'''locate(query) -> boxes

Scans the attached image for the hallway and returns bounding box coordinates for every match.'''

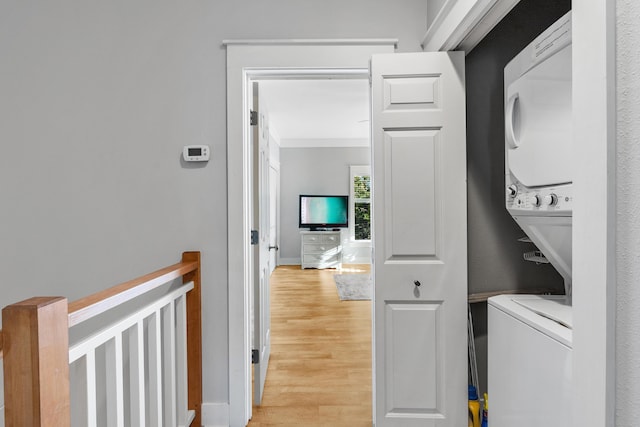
[248,265,372,426]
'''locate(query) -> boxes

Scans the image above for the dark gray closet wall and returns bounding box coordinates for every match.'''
[465,0,572,395]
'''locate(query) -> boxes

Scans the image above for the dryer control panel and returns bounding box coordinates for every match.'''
[506,181,572,216]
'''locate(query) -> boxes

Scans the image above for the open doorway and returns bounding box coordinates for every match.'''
[248,75,372,411]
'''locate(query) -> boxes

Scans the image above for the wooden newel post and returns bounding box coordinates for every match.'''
[183,251,202,427]
[2,297,70,427]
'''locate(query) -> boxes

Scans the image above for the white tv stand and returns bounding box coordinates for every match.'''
[300,230,342,269]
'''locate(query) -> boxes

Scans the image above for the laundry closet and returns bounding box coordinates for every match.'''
[464,0,572,423]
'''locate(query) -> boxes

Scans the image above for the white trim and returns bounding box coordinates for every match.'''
[201,402,230,427]
[572,2,616,427]
[422,0,520,54]
[457,0,520,53]
[422,0,497,51]
[226,43,393,427]
[222,38,398,47]
[236,69,367,80]
[278,257,300,266]
[279,138,370,148]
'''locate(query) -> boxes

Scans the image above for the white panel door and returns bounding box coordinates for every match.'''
[252,86,272,406]
[371,52,467,427]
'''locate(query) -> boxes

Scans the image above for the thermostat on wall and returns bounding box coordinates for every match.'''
[183,145,210,162]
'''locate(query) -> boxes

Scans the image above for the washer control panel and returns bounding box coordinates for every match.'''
[506,182,572,214]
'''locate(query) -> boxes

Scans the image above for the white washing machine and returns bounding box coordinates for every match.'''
[489,11,573,427]
[488,295,572,427]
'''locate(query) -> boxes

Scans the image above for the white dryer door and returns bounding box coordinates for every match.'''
[506,44,572,187]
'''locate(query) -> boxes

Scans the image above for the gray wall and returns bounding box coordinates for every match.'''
[616,0,640,424]
[464,0,571,396]
[0,0,427,413]
[427,0,449,28]
[279,146,370,263]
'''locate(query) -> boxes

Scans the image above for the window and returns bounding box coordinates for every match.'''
[350,165,371,242]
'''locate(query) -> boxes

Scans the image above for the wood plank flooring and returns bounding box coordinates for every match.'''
[248,265,372,427]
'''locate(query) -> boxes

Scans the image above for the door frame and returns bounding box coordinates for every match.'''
[225,41,396,427]
[571,3,616,427]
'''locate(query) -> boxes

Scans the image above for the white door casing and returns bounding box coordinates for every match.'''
[371,52,467,426]
[226,42,395,427]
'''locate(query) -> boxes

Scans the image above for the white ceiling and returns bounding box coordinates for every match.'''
[258,79,370,148]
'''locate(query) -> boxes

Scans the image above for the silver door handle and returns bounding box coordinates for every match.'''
[269,245,279,251]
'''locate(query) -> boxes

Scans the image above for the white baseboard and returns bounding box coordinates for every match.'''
[279,257,300,265]
[201,402,230,427]
[344,256,372,265]
[279,257,371,267]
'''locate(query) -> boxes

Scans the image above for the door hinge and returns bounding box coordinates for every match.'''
[251,230,259,245]
[252,349,259,364]
[250,110,258,126]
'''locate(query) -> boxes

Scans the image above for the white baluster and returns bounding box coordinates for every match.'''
[105,335,124,427]
[148,310,163,426]
[129,320,146,426]
[176,293,189,425]
[163,301,177,426]
[85,351,97,427]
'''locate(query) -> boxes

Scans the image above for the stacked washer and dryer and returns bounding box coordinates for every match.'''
[488,12,573,427]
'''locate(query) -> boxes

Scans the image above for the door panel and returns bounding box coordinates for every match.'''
[372,52,467,427]
[384,130,439,258]
[383,76,440,110]
[385,302,442,414]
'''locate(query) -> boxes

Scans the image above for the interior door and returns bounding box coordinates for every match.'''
[252,85,272,406]
[371,52,467,426]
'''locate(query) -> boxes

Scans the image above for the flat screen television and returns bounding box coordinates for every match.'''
[299,195,348,230]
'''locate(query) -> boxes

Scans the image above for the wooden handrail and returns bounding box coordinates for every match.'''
[68,259,198,327]
[1,259,198,359]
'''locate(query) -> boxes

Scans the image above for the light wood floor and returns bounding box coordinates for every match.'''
[248,264,372,427]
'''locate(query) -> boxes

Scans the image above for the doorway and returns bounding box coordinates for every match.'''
[225,42,395,426]
[248,72,371,407]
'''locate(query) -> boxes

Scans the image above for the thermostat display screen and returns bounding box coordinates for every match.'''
[183,145,210,162]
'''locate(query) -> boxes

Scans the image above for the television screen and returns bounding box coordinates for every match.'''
[299,195,348,229]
